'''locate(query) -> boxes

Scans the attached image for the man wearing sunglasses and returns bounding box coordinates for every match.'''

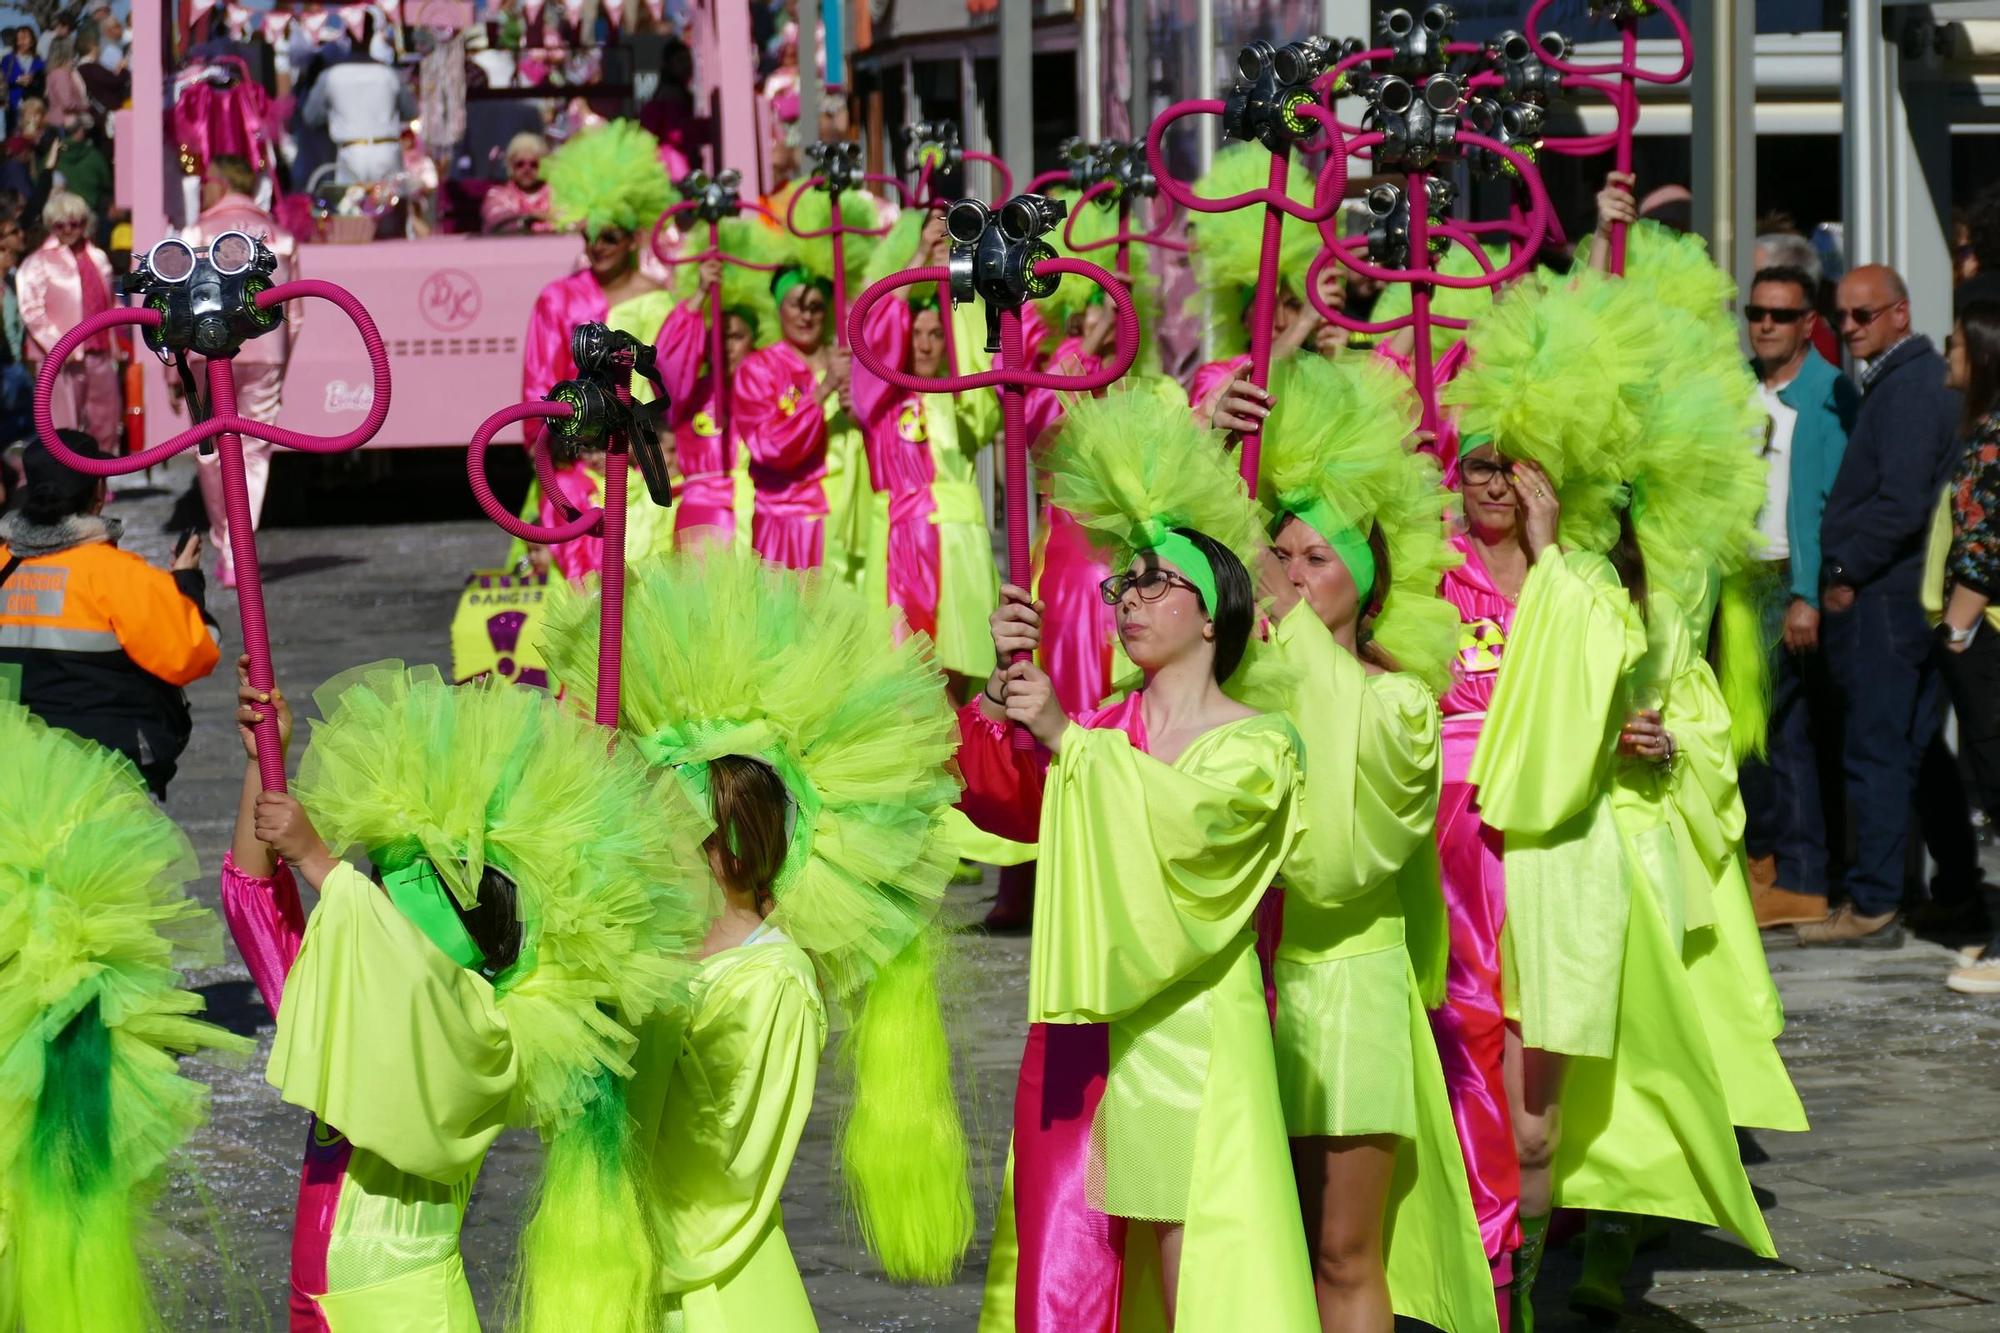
[1739,266,1859,930]
[1808,264,1972,947]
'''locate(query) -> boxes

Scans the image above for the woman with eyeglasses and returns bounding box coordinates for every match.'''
[1931,300,2000,994]
[516,121,677,581]
[1437,271,1778,1325]
[479,131,552,235]
[1256,353,1496,1333]
[730,187,878,575]
[958,386,1316,1332]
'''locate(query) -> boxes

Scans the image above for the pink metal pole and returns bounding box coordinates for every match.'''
[1407,170,1439,438]
[597,389,632,730]
[849,258,1138,749]
[30,282,392,787]
[1145,97,1346,486]
[707,218,734,443]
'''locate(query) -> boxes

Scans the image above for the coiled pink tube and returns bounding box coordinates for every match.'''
[784,174,905,346]
[651,208,784,448]
[849,257,1138,748]
[963,151,1015,201]
[31,280,391,787]
[1061,180,1190,257]
[1525,0,1694,273]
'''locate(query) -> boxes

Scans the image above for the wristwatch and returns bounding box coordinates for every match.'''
[1946,621,1979,647]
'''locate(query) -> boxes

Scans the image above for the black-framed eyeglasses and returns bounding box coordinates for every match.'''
[1099,567,1202,606]
[1744,305,1808,325]
[1459,456,1513,485]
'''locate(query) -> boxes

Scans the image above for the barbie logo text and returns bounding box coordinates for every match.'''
[324,380,376,413]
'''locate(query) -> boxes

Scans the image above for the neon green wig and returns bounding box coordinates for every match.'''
[538,549,973,1283]
[786,185,886,293]
[544,120,676,239]
[1042,379,1270,582]
[0,703,252,1332]
[1259,354,1464,693]
[1442,268,1661,553]
[1368,239,1505,361]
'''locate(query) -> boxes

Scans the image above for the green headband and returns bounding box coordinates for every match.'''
[1282,499,1378,606]
[772,268,832,308]
[382,860,486,971]
[1135,521,1219,613]
[1459,430,1496,453]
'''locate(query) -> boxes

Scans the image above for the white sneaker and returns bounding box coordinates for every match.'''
[1946,953,2000,995]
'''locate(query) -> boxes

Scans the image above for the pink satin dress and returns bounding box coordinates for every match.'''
[654,301,744,545]
[956,695,1154,1333]
[520,268,609,451]
[217,852,350,1333]
[1022,337,1119,716]
[1431,534,1522,1277]
[733,341,831,570]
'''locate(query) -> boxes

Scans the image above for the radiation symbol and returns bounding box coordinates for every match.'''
[777,384,802,417]
[896,402,928,443]
[1458,618,1506,674]
[693,408,720,438]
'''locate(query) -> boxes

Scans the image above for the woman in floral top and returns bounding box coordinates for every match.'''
[1937,299,2000,994]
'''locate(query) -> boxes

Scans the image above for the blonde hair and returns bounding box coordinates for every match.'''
[41,190,92,230]
[506,132,550,164]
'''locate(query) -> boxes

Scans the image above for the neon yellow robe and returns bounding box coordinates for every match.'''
[982,709,1319,1332]
[1654,598,1809,1134]
[628,926,827,1332]
[266,861,516,1332]
[1468,554,1775,1256]
[1267,603,1498,1333]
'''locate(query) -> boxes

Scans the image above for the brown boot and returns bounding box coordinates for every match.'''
[1747,854,1777,894]
[1796,903,1904,949]
[1754,884,1828,928]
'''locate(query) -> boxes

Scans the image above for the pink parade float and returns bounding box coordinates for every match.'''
[1146,43,1348,485]
[848,192,1140,748]
[465,324,672,729]
[31,235,392,790]
[649,168,786,451]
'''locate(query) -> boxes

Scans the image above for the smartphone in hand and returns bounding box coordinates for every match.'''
[172,527,203,571]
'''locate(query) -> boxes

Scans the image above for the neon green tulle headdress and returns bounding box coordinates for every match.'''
[1042,380,1270,611]
[1260,355,1463,693]
[296,664,715,1130]
[543,120,676,240]
[669,215,784,347]
[538,550,974,1283]
[0,703,252,1331]
[1579,219,1738,340]
[1442,268,1662,552]
[1189,143,1323,356]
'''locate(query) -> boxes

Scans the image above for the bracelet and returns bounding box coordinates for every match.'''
[983,679,1007,709]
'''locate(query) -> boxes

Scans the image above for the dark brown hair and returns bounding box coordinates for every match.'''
[1609,503,1649,622]
[706,755,790,910]
[1957,300,2000,439]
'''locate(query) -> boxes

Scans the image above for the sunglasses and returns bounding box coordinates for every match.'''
[1836,301,1903,329]
[589,227,632,247]
[1744,305,1808,325]
[1099,567,1202,606]
[507,157,540,169]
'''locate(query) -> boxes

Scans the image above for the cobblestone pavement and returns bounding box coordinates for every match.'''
[102,456,2000,1330]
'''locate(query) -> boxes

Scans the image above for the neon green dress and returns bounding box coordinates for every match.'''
[1468,552,1774,1255]
[987,711,1320,1333]
[266,860,512,1331]
[1654,598,1809,1134]
[627,926,826,1332]
[1267,603,1498,1333]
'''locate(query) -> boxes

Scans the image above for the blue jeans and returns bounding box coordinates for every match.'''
[1823,586,1950,916]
